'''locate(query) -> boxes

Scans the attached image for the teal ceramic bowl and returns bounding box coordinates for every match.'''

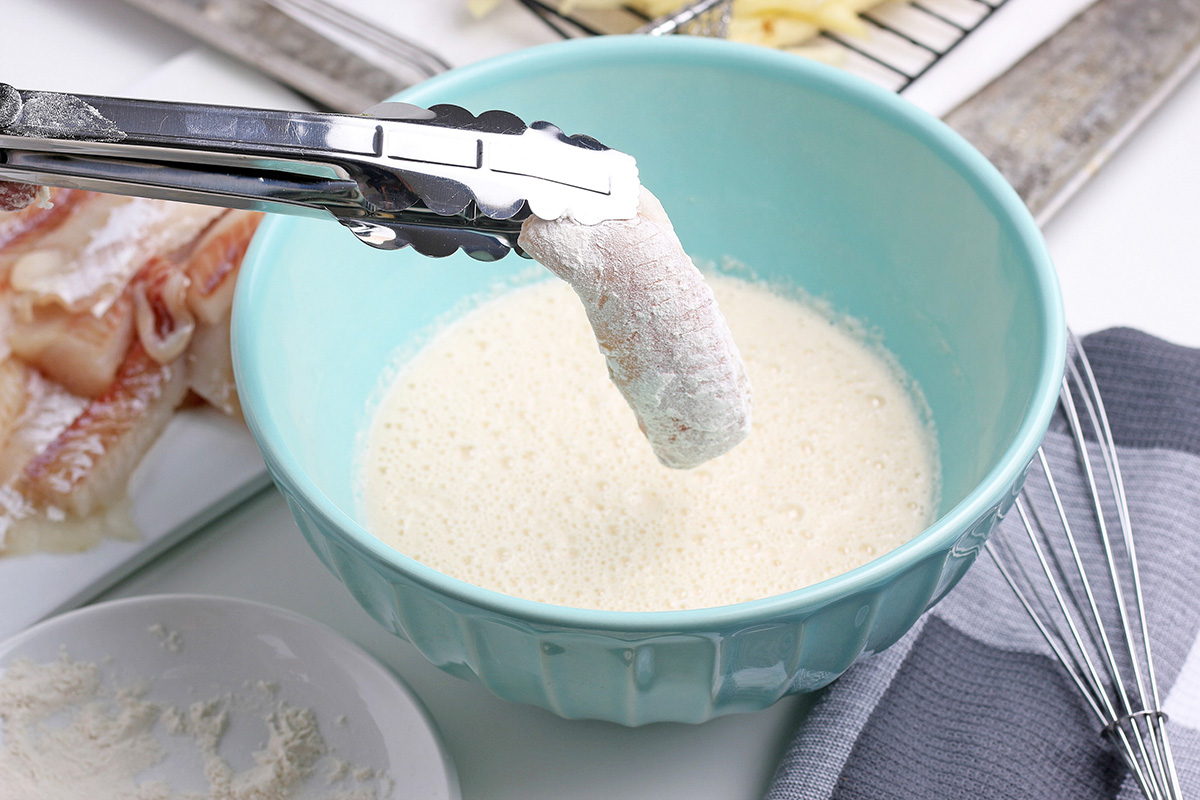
[233,35,1065,725]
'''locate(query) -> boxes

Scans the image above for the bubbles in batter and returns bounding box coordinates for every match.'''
[358,275,938,612]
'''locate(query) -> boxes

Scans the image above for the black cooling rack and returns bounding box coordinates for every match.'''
[514,0,1012,94]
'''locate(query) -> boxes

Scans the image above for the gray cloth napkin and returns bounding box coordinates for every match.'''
[767,328,1200,799]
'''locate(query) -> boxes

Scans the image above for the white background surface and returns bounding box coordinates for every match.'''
[4,0,1200,798]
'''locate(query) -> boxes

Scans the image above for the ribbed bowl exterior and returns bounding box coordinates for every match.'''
[269,456,1025,725]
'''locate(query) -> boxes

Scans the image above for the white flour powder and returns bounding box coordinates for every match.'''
[0,650,385,799]
[148,624,183,654]
[0,653,164,800]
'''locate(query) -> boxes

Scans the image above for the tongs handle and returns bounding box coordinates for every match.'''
[0,85,640,260]
[0,85,391,213]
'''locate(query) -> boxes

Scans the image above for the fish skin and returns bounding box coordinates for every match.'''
[184,210,262,326]
[133,255,195,365]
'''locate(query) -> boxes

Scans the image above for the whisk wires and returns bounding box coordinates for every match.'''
[984,331,1182,800]
[634,0,733,38]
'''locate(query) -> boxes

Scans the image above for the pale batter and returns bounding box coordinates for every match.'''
[359,275,938,612]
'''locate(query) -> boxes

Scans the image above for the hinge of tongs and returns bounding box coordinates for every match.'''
[0,84,641,261]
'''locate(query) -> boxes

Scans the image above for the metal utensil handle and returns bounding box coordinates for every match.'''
[0,85,392,177]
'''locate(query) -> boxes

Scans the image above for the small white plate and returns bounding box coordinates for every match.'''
[0,594,460,800]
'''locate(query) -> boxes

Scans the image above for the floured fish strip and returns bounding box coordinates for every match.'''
[8,195,223,316]
[177,210,263,419]
[24,343,189,517]
[182,209,260,325]
[0,191,261,554]
[10,286,135,397]
[519,187,752,469]
[0,369,88,489]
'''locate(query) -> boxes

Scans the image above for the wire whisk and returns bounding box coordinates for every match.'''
[635,0,732,37]
[512,0,731,38]
[985,331,1182,800]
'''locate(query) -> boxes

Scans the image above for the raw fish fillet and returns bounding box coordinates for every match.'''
[23,343,188,518]
[0,194,262,538]
[0,358,27,450]
[133,255,195,365]
[183,210,262,325]
[10,290,136,399]
[186,306,240,419]
[9,197,222,316]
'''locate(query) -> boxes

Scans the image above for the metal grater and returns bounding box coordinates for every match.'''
[116,0,449,113]
[945,0,1200,222]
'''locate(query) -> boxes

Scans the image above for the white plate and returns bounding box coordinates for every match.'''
[0,594,460,800]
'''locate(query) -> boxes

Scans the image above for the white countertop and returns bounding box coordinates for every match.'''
[4,1,1199,798]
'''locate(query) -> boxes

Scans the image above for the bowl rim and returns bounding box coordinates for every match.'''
[234,34,1066,633]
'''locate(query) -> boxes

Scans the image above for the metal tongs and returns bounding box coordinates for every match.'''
[0,84,641,261]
